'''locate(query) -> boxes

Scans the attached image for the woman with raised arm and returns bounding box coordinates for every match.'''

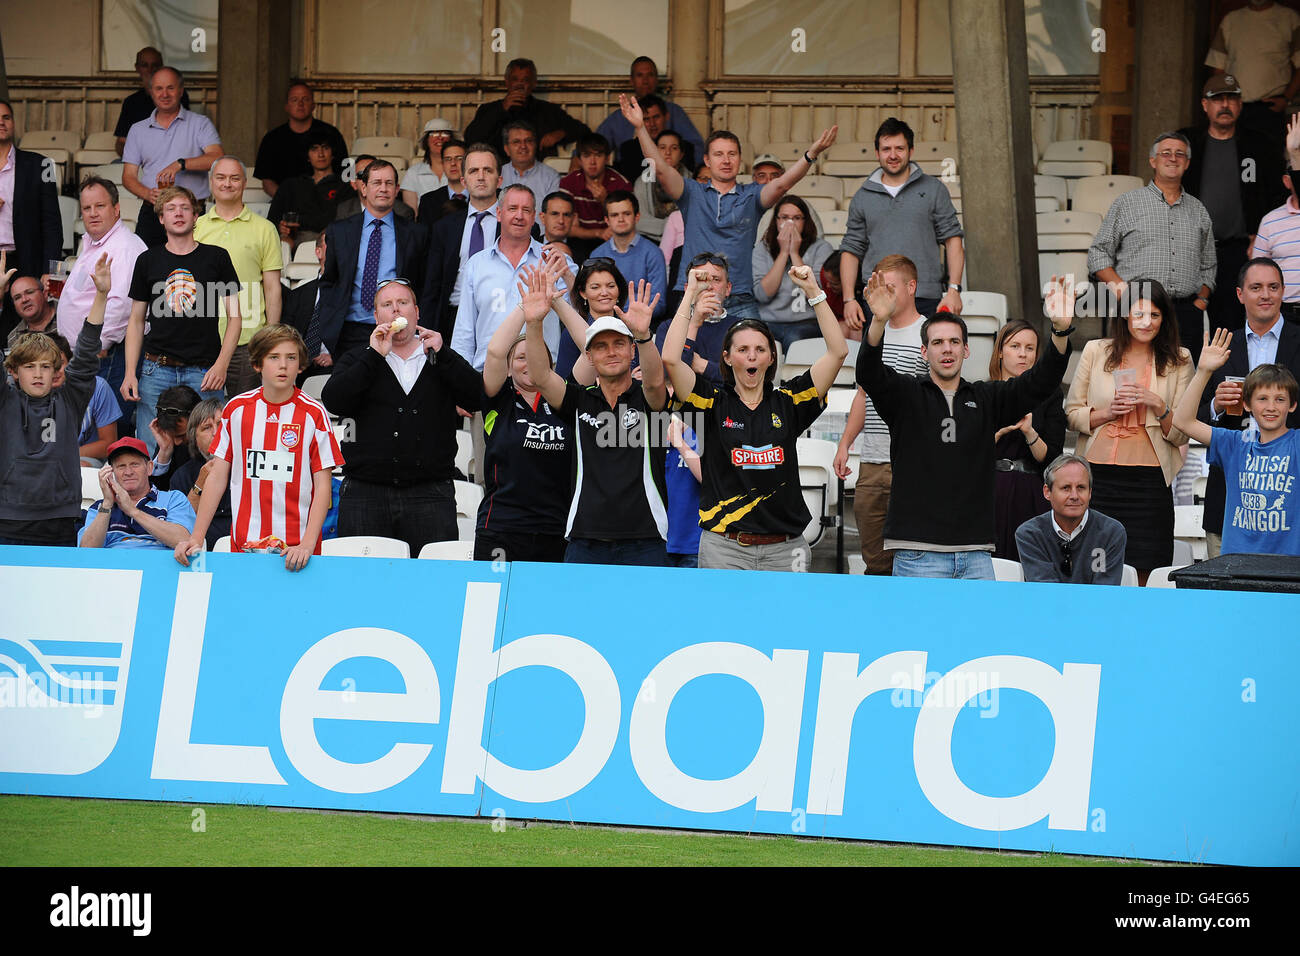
[988,319,1067,560]
[1066,279,1192,582]
[525,272,672,567]
[473,263,580,563]
[663,263,847,571]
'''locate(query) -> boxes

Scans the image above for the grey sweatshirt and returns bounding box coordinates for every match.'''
[839,162,963,301]
[0,322,101,523]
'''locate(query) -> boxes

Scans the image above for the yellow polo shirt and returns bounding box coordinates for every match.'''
[194,205,283,346]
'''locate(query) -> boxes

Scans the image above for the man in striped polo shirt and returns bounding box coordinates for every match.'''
[1251,113,1300,323]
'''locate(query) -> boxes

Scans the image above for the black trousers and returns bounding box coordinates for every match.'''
[135,208,166,248]
[1173,295,1208,365]
[337,477,458,558]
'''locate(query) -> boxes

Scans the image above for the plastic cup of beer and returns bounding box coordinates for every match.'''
[1224,375,1245,416]
[47,259,69,299]
[282,211,300,244]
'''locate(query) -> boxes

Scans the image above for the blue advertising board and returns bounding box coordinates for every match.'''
[2,546,1296,865]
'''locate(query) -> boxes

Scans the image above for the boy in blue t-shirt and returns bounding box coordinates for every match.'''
[1174,328,1300,556]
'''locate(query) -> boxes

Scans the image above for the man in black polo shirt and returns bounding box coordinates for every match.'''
[525,280,669,565]
[253,81,349,198]
[856,272,1074,579]
[321,277,481,557]
[122,185,242,455]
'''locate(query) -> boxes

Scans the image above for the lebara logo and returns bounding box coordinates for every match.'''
[0,566,142,774]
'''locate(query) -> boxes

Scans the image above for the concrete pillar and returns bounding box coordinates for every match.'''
[669,0,710,138]
[1131,0,1197,177]
[217,0,292,167]
[949,0,1041,325]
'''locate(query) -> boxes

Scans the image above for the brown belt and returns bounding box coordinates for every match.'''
[723,529,797,547]
[145,352,190,368]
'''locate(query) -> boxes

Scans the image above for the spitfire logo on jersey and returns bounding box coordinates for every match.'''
[732,444,784,469]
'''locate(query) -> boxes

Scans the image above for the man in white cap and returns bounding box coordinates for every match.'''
[401,118,458,211]
[523,273,671,566]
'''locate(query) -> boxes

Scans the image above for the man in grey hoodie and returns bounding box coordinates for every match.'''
[840,118,965,330]
[0,254,111,546]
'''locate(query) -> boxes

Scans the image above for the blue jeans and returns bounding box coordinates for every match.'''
[565,537,669,567]
[667,552,698,568]
[725,292,759,321]
[892,548,994,580]
[768,318,823,353]
[137,360,224,455]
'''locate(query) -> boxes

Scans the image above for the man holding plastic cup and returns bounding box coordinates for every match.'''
[1197,256,1300,555]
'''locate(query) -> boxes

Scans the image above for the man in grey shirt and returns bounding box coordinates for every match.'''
[1016,454,1127,585]
[840,117,964,331]
[1180,74,1287,336]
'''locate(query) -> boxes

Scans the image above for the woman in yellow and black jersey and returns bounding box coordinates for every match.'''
[662,258,848,571]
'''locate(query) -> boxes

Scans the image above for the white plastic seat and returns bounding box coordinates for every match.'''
[58,196,77,253]
[820,209,848,234]
[793,175,842,203]
[821,142,878,177]
[1036,139,1112,178]
[213,536,232,553]
[454,480,483,540]
[781,338,858,387]
[544,156,571,173]
[1120,564,1139,587]
[1146,565,1187,588]
[91,163,126,184]
[1174,503,1208,561]
[321,536,410,558]
[74,131,119,170]
[351,136,416,162]
[418,540,475,561]
[300,374,331,407]
[20,129,79,163]
[797,437,838,546]
[293,242,319,263]
[1038,252,1090,292]
[959,290,1007,336]
[246,201,270,218]
[80,467,103,511]
[1034,174,1068,212]
[455,430,473,480]
[1070,175,1144,217]
[805,195,840,214]
[913,141,959,178]
[762,142,818,172]
[1036,210,1103,252]
[992,557,1024,582]
[283,263,319,287]
[242,187,272,205]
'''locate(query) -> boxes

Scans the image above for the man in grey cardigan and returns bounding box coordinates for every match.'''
[840,117,964,328]
[1016,454,1128,585]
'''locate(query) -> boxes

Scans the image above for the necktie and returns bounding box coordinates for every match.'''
[468,211,488,260]
[360,217,384,313]
[304,287,323,359]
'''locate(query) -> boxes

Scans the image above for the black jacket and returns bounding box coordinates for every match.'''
[425,203,471,339]
[417,187,467,225]
[463,96,589,159]
[856,336,1070,547]
[1180,124,1287,236]
[283,277,319,341]
[317,212,432,354]
[7,147,63,279]
[320,342,482,485]
[1196,318,1300,534]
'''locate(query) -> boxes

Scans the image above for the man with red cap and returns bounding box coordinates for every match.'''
[77,436,196,550]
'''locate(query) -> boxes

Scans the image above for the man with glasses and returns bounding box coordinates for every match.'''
[654,252,734,386]
[1089,130,1218,362]
[500,120,560,204]
[322,275,481,556]
[416,140,469,224]
[316,158,431,361]
[1015,454,1127,585]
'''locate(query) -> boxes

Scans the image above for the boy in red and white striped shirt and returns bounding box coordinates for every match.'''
[175,325,342,571]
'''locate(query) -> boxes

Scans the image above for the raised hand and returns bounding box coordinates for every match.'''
[808,125,840,162]
[149,417,175,458]
[619,93,644,130]
[97,464,115,506]
[518,264,556,324]
[1199,328,1233,373]
[416,327,442,354]
[1287,113,1300,155]
[863,271,898,322]
[0,250,14,297]
[787,264,820,298]
[685,267,709,302]
[1043,274,1076,325]
[91,253,113,294]
[369,322,394,357]
[613,279,660,338]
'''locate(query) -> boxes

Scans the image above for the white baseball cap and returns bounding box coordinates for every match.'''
[585,316,634,349]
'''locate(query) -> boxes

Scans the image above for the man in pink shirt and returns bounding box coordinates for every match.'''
[56,175,148,435]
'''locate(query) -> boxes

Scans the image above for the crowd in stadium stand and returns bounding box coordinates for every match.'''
[2,36,1300,580]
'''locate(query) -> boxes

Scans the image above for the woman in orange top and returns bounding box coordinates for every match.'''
[1065,280,1192,581]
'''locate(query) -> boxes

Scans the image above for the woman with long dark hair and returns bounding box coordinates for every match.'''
[1066,279,1192,581]
[753,194,834,352]
[661,262,846,571]
[988,319,1066,559]
[553,256,630,378]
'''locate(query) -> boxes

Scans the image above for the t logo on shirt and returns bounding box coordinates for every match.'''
[246,449,296,481]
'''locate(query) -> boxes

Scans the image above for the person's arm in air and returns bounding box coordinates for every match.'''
[759,126,838,209]
[1173,329,1230,448]
[619,95,684,201]
[789,265,848,398]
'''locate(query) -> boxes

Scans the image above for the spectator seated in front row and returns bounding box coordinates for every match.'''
[78,437,196,550]
[1015,454,1127,585]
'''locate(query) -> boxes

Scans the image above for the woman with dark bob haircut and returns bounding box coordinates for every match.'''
[1066,277,1192,582]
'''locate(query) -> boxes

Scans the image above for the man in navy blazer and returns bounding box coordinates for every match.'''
[0,99,63,338]
[313,159,431,359]
[1197,257,1300,554]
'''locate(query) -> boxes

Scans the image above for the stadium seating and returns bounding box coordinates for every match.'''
[820,142,877,177]
[351,136,416,168]
[300,374,331,408]
[246,201,271,218]
[80,467,102,512]
[1036,139,1111,178]
[321,536,411,558]
[58,196,77,253]
[1070,175,1144,218]
[19,129,79,170]
[1174,504,1208,561]
[794,175,843,203]
[74,132,118,173]
[455,480,482,540]
[1034,175,1068,212]
[213,536,232,552]
[1036,210,1102,252]
[1038,251,1090,291]
[959,290,1007,336]
[242,186,272,205]
[912,141,959,178]
[781,337,858,387]
[797,437,838,547]
[417,540,475,561]
[455,430,473,481]
[91,163,125,185]
[1120,564,1139,587]
[1146,565,1187,588]
[991,557,1024,582]
[762,141,817,172]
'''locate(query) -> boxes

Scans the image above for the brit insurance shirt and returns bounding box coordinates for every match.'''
[678,370,826,537]
[478,380,574,537]
[559,380,668,541]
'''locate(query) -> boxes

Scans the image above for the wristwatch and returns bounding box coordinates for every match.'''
[177,157,187,171]
[948,283,962,293]
[1051,325,1075,337]
[634,334,653,344]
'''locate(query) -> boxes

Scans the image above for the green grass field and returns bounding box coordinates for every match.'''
[0,796,1149,866]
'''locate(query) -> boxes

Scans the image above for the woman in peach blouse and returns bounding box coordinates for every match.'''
[1065,280,1192,581]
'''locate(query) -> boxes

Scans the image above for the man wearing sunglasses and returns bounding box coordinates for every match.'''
[1015,454,1127,585]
